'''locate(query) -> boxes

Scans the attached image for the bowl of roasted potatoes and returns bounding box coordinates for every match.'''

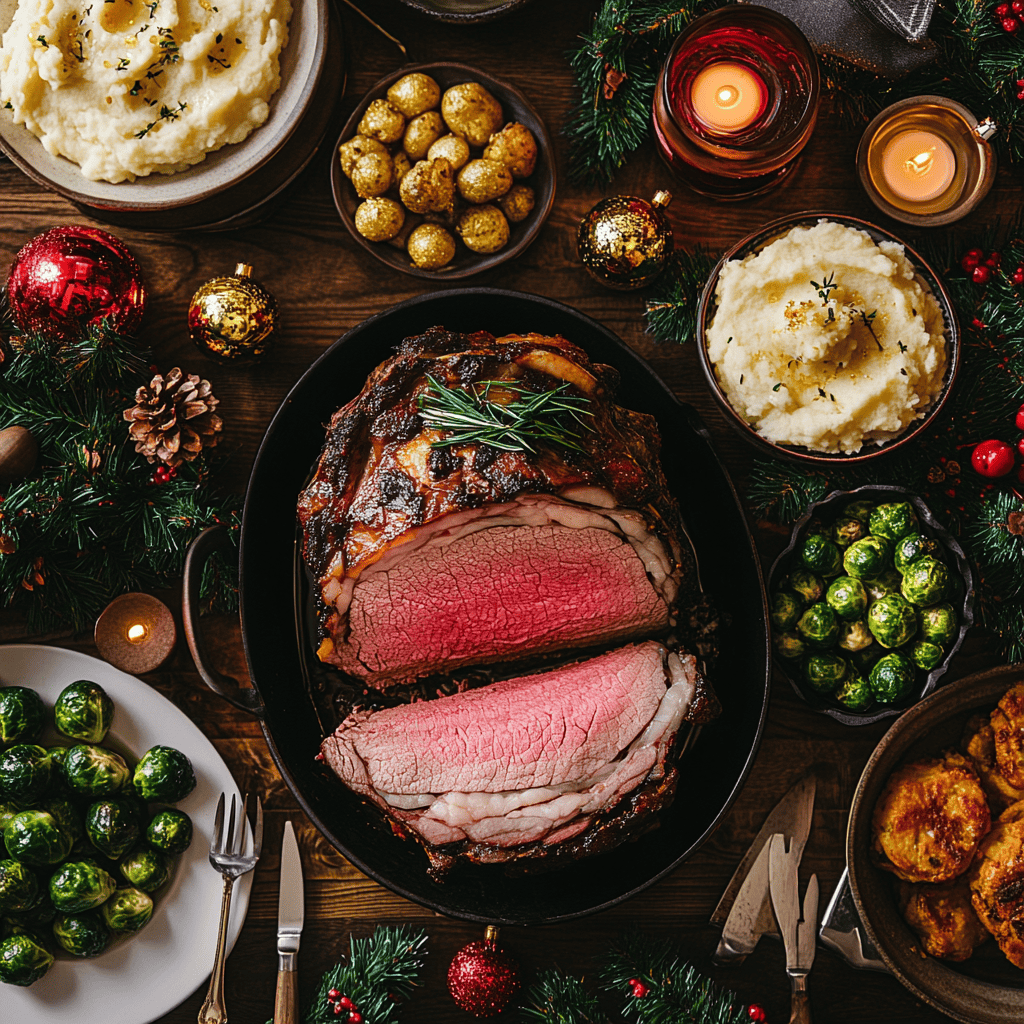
[330,62,555,279]
[848,664,1024,1023]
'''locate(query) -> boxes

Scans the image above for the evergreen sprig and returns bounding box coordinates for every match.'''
[0,319,239,634]
[644,248,716,347]
[520,969,606,1023]
[299,926,428,1024]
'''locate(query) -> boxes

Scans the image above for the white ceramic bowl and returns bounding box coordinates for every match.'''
[0,0,326,211]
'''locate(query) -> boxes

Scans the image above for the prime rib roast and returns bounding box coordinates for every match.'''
[298,327,719,875]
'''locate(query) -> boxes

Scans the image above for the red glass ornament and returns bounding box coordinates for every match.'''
[972,264,992,285]
[447,928,521,1017]
[748,1005,768,1023]
[1015,403,1024,431]
[6,227,146,345]
[1003,15,1020,31]
[972,439,1015,478]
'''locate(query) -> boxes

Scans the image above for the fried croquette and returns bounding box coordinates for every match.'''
[969,799,1024,968]
[961,712,1024,811]
[872,751,991,883]
[991,683,1024,790]
[897,876,990,961]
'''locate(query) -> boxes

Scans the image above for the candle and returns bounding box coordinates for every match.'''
[690,62,766,132]
[881,130,956,202]
[95,592,176,674]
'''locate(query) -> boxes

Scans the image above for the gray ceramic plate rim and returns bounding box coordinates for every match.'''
[768,483,974,726]
[394,0,532,23]
[0,0,326,210]
[695,211,961,465]
[330,60,555,280]
[847,664,1024,1023]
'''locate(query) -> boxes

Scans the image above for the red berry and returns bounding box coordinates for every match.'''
[348,1014,363,1024]
[337,997,354,1010]
[1018,90,1024,100]
[628,977,650,998]
[972,439,1016,478]
[332,1006,343,1017]
[986,251,1002,268]
[972,264,992,284]
[1004,15,1020,31]
[327,990,340,1001]
[1012,268,1024,284]
[1014,1,1023,14]
[996,2,1010,14]
[1016,403,1024,431]
[1017,436,1024,458]
[748,1006,768,1024]
[961,249,982,271]
[1017,464,1024,485]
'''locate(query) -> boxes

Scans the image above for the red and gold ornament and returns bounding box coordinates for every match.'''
[6,227,146,345]
[971,439,1016,478]
[447,926,521,1017]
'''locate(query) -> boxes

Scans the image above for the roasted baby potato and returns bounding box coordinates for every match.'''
[483,122,537,178]
[357,98,405,145]
[441,82,503,148]
[351,152,393,198]
[456,205,509,254]
[354,198,405,242]
[969,799,1024,967]
[897,877,989,961]
[457,159,512,204]
[496,184,535,223]
[407,224,456,269]
[399,157,454,215]
[338,135,387,178]
[392,151,412,185]
[403,111,446,161]
[387,72,441,118]
[427,133,471,172]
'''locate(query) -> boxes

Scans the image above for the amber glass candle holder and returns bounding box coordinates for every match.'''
[857,96,996,227]
[652,5,819,200]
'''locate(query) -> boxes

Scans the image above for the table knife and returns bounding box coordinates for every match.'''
[711,774,816,964]
[769,833,819,1024]
[274,821,304,1024]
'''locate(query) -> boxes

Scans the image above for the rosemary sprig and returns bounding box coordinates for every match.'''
[417,375,593,454]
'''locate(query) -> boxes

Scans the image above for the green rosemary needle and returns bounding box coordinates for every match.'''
[417,375,594,453]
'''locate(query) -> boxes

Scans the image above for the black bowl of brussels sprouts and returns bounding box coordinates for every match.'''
[768,485,974,725]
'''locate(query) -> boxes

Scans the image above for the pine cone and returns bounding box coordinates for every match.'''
[123,367,222,467]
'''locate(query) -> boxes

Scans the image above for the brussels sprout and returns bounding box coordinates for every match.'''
[865,569,903,603]
[16,887,55,928]
[54,680,115,745]
[2,811,72,866]
[0,688,45,751]
[800,533,843,577]
[0,860,37,913]
[49,859,117,913]
[851,643,885,674]
[832,516,867,549]
[52,910,110,958]
[770,591,803,632]
[85,800,139,860]
[0,745,52,805]
[132,746,196,804]
[844,500,876,523]
[63,745,129,798]
[146,809,193,855]
[40,795,83,846]
[900,556,952,607]
[843,536,892,579]
[868,501,919,543]
[773,631,805,661]
[917,602,958,647]
[826,576,868,621]
[869,651,917,704]
[0,933,54,985]
[120,847,170,893]
[867,594,918,649]
[907,640,944,671]
[893,533,941,574]
[836,671,873,712]
[838,619,874,652]
[100,887,153,933]
[803,652,849,694]
[796,602,840,650]
[787,568,824,605]
[0,803,16,851]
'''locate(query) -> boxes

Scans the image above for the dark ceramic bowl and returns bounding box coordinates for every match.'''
[848,665,1024,1023]
[767,484,974,726]
[395,0,533,22]
[330,62,554,280]
[696,212,961,466]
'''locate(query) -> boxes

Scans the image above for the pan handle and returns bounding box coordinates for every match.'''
[182,526,264,717]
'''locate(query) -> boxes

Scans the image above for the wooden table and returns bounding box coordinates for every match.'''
[0,2,1013,1021]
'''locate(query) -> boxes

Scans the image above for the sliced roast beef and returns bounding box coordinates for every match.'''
[320,641,705,863]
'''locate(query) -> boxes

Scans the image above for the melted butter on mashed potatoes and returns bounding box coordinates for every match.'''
[706,220,947,454]
[0,0,291,182]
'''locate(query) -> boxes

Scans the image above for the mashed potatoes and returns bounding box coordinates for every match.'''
[706,220,947,454]
[0,0,291,182]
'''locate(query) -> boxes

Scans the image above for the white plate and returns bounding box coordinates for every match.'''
[0,644,253,1024]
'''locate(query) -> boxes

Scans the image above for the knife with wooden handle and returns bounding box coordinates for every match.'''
[274,821,304,1024]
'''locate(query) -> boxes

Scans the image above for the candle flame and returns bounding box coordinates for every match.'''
[716,85,740,110]
[906,149,934,176]
[126,622,149,643]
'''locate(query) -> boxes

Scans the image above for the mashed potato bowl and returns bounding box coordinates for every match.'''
[696,214,960,466]
[0,0,325,210]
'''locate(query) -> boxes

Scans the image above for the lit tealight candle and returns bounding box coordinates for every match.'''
[126,622,149,643]
[881,130,956,203]
[95,593,176,674]
[690,62,766,132]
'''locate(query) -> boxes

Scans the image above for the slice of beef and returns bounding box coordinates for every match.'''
[320,641,704,866]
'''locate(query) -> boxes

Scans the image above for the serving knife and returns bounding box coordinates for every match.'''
[274,821,304,1024]
[711,774,816,964]
[768,832,819,1024]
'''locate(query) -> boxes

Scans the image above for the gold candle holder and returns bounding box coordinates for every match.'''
[857,95,996,227]
[94,592,177,675]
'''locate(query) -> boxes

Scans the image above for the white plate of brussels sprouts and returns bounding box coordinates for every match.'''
[0,645,252,1024]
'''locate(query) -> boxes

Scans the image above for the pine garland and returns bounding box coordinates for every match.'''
[521,970,606,1023]
[566,0,1024,185]
[0,315,239,634]
[297,926,428,1024]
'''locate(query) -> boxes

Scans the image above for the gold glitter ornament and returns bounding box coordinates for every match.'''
[576,191,673,290]
[188,264,278,360]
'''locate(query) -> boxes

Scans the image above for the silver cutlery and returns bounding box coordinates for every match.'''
[274,821,305,1024]
[768,832,818,1024]
[199,792,263,1024]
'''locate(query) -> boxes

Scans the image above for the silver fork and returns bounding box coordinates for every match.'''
[198,792,263,1024]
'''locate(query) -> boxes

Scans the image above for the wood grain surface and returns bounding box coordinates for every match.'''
[0,1,1015,1021]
